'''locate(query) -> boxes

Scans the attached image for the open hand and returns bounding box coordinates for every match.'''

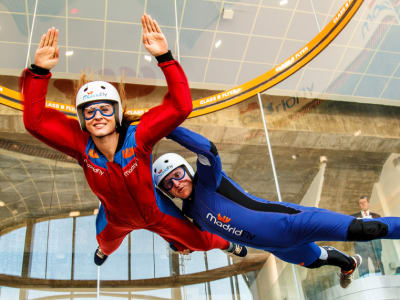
[34,27,60,70]
[141,14,168,57]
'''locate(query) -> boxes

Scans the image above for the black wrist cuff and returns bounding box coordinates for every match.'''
[30,64,50,75]
[156,50,174,63]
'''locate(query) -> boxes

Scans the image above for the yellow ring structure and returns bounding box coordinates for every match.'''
[0,0,363,119]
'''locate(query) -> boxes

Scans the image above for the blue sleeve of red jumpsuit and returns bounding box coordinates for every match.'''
[167,127,222,189]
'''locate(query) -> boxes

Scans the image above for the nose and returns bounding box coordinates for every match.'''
[93,109,103,120]
[172,179,181,187]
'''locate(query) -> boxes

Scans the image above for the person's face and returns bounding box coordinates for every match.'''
[83,101,116,137]
[359,198,369,211]
[161,166,193,199]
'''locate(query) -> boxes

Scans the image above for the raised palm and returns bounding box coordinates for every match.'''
[141,14,168,57]
[34,27,60,70]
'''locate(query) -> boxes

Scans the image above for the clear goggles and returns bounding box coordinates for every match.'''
[83,101,115,120]
[162,166,186,191]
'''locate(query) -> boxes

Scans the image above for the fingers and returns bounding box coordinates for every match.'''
[141,15,149,45]
[39,34,45,48]
[153,19,161,34]
[48,28,55,46]
[53,28,59,48]
[41,27,58,47]
[43,28,51,47]
[55,47,60,59]
[148,16,157,33]
[142,13,159,34]
[141,14,148,34]
[144,14,153,32]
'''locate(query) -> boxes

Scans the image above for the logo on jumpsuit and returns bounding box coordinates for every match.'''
[206,212,256,240]
[88,148,99,159]
[123,158,138,177]
[122,147,134,159]
[83,159,104,175]
[217,213,231,223]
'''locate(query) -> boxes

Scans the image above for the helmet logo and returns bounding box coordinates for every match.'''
[83,92,108,101]
[157,165,174,178]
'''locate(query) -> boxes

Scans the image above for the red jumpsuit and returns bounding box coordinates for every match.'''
[21,59,229,255]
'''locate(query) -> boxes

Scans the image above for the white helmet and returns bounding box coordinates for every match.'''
[75,81,123,130]
[153,153,194,189]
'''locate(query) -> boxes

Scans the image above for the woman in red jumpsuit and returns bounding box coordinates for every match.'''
[22,14,246,265]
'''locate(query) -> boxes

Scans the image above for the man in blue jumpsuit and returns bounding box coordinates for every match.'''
[153,126,400,288]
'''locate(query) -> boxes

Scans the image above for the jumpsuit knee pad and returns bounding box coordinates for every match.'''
[347,219,388,241]
[305,246,354,271]
[306,259,324,269]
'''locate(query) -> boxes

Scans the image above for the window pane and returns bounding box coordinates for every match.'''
[46,218,73,279]
[180,251,206,274]
[209,277,234,300]
[30,221,48,278]
[0,287,20,299]
[30,218,73,279]
[0,227,25,276]
[74,215,98,280]
[182,282,208,299]
[154,233,171,278]
[206,249,229,269]
[131,230,154,279]
[101,236,128,280]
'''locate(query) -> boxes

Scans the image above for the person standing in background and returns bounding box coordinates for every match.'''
[351,196,384,277]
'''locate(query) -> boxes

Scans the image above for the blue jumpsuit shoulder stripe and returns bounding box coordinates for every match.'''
[217,175,301,214]
[114,125,138,168]
[85,139,108,169]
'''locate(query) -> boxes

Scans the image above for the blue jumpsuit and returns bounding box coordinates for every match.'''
[167,127,400,267]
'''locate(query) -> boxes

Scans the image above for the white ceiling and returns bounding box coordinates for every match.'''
[0,0,399,105]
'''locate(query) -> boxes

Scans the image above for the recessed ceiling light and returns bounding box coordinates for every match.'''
[222,5,234,19]
[280,0,288,5]
[69,211,80,217]
[215,40,222,48]
[0,201,5,207]
[354,130,361,136]
[65,50,74,56]
[291,154,299,160]
[144,55,152,62]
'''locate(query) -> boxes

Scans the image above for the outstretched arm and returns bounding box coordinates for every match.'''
[167,127,223,188]
[22,28,87,160]
[135,14,192,152]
